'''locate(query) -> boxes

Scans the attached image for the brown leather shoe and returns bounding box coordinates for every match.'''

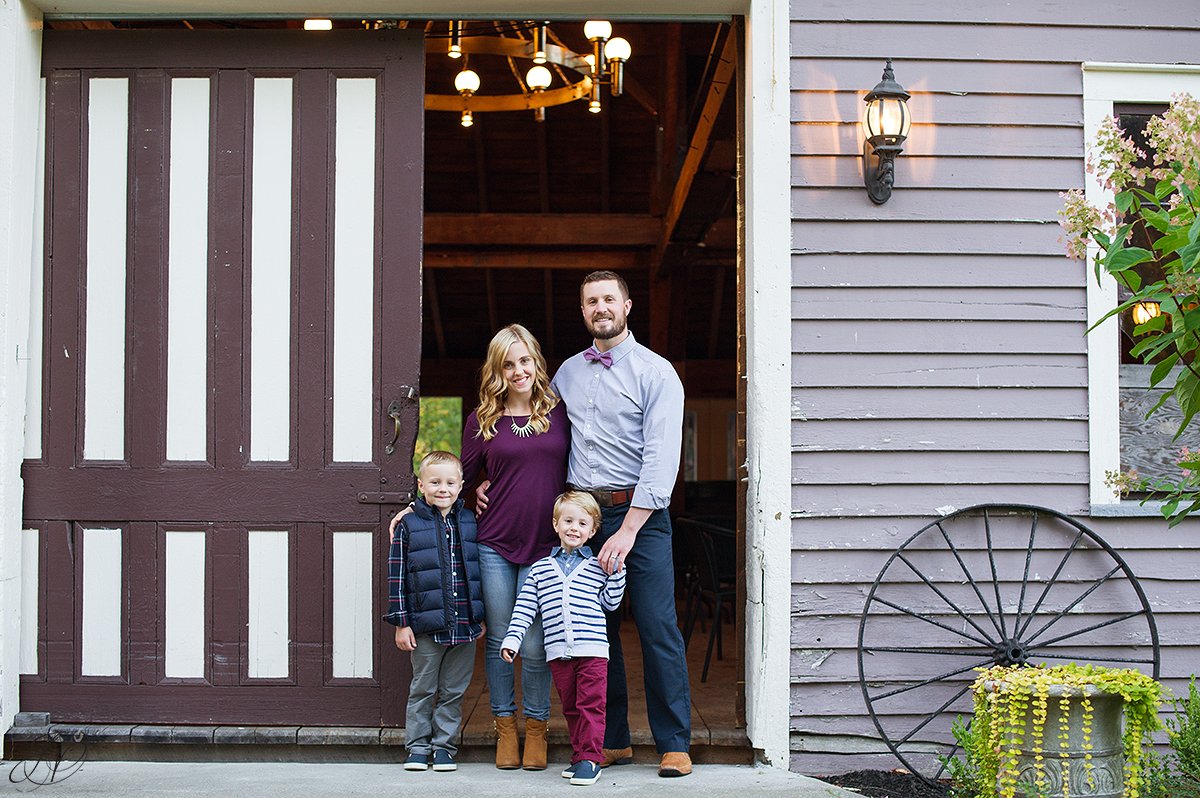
[522,718,548,771]
[600,746,634,767]
[493,715,521,769]
[657,751,692,777]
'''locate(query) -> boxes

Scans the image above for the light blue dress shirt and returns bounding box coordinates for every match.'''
[551,331,685,510]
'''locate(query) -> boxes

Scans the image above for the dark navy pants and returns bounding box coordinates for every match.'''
[595,505,691,754]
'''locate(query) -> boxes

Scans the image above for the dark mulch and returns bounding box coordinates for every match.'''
[821,769,953,798]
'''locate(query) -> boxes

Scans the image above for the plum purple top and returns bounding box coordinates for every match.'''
[460,401,570,566]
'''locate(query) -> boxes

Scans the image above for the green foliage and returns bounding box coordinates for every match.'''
[1157,676,1200,796]
[412,396,463,474]
[954,664,1164,798]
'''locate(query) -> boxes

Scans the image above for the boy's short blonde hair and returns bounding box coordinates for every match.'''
[417,450,463,478]
[553,490,602,528]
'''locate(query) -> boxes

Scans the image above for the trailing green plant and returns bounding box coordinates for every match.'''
[1058,93,1200,527]
[963,663,1163,798]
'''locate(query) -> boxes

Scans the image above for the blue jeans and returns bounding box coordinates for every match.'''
[597,506,691,753]
[478,543,551,720]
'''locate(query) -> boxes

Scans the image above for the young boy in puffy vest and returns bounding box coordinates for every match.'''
[384,451,485,773]
[501,491,626,786]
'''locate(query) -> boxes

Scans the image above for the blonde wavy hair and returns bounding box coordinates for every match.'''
[475,324,559,440]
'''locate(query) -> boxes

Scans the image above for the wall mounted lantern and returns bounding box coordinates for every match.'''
[862,59,911,205]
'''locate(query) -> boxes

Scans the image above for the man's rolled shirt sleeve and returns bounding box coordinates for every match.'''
[631,363,684,510]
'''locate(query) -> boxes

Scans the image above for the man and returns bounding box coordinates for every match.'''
[549,270,692,778]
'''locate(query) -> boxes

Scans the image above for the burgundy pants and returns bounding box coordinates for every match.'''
[549,656,608,764]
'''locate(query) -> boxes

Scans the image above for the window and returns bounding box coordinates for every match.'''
[1083,64,1200,511]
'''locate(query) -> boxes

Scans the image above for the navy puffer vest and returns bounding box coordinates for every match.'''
[402,498,485,635]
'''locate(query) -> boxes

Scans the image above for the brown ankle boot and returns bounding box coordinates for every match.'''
[522,718,548,771]
[494,715,521,769]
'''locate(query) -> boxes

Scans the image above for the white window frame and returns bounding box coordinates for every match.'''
[1083,63,1200,514]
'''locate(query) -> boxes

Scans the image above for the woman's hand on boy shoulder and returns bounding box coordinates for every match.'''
[388,505,415,542]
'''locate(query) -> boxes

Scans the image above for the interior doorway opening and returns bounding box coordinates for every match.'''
[415,17,746,753]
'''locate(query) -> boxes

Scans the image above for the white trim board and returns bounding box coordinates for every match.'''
[1081,64,1200,510]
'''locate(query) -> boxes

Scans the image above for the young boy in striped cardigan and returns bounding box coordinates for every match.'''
[501,491,627,786]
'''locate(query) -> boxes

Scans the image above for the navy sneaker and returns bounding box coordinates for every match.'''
[432,749,457,772]
[561,763,578,779]
[569,761,602,785]
[404,752,429,771]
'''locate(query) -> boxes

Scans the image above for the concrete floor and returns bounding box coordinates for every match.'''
[0,761,861,797]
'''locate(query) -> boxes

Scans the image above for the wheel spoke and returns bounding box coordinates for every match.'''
[1021,564,1122,645]
[1033,651,1155,665]
[870,596,994,647]
[1014,525,1087,639]
[1026,610,1147,649]
[983,508,1008,639]
[869,658,994,701]
[897,683,972,745]
[935,521,1005,638]
[896,552,996,642]
[1013,511,1039,638]
[864,645,995,657]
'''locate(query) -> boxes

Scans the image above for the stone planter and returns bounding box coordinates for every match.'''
[987,682,1125,798]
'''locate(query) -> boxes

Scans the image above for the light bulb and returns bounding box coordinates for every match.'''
[454,69,480,95]
[448,43,462,59]
[1132,301,1162,326]
[604,37,631,62]
[526,65,552,91]
[461,110,473,128]
[584,20,612,41]
[589,99,602,114]
[303,19,332,30]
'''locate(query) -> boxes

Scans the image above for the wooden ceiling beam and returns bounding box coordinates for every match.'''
[652,29,737,277]
[424,249,644,270]
[424,213,660,246]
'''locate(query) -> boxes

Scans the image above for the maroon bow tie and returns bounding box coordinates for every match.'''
[584,347,613,368]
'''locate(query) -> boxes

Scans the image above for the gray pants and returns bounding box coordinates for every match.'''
[405,635,476,755]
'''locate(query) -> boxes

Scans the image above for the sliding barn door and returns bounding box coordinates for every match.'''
[20,31,424,725]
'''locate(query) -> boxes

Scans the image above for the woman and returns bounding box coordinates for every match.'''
[393,324,568,771]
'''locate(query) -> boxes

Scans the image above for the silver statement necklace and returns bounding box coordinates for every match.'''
[509,414,535,438]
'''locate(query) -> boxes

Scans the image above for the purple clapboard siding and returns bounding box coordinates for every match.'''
[793,92,1082,126]
[791,154,1084,190]
[792,254,1086,289]
[792,320,1085,353]
[790,22,1200,62]
[791,0,1200,27]
[791,387,1087,420]
[791,126,1083,158]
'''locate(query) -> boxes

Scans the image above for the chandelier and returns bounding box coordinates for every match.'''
[425,20,633,127]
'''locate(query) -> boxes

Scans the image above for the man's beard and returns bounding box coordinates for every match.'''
[588,312,627,341]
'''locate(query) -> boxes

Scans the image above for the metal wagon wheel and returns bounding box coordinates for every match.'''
[857,504,1160,783]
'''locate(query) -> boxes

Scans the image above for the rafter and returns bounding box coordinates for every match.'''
[423,249,643,270]
[424,214,659,246]
[652,29,737,276]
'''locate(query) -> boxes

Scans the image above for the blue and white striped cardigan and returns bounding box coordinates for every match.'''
[501,548,627,661]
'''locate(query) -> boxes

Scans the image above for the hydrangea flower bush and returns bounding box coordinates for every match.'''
[1059,94,1200,526]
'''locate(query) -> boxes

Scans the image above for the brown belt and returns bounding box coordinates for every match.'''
[567,484,635,508]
